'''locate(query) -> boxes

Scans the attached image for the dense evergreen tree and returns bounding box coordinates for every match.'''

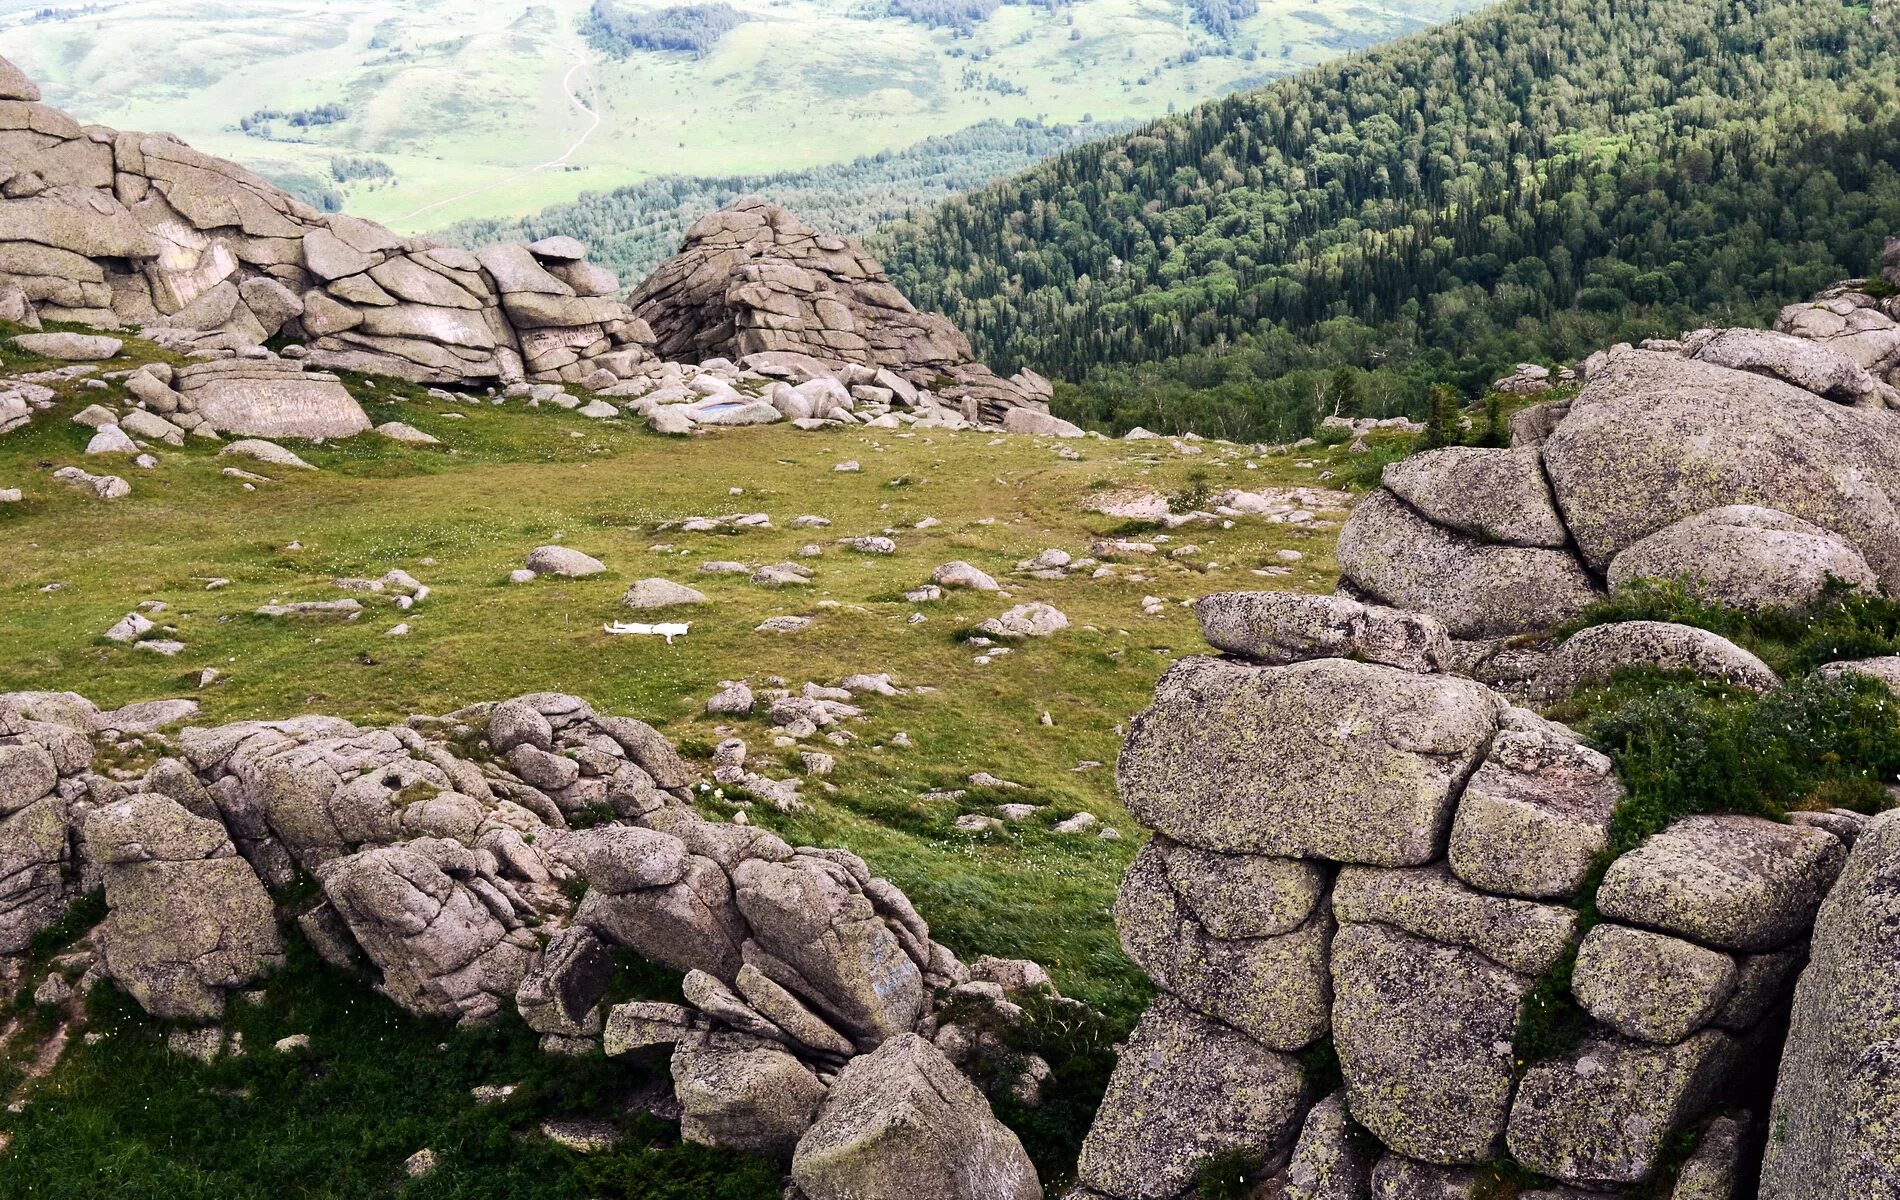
[874,0,1900,438]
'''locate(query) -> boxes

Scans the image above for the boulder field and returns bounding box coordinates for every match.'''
[0,688,1050,1198]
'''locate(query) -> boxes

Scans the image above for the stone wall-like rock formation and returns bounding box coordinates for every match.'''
[628,198,1054,427]
[1070,591,1857,1199]
[0,52,653,388]
[0,686,1048,1197]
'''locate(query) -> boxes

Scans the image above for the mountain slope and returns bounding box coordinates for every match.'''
[875,0,1900,437]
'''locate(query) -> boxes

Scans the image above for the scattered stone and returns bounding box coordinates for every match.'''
[622,579,710,609]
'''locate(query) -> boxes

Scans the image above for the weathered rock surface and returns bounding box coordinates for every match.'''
[1596,814,1846,953]
[1120,656,1501,863]
[1447,727,1621,900]
[673,1036,826,1159]
[1381,446,1571,548]
[88,794,283,1021]
[791,1034,1039,1200]
[1331,923,1526,1165]
[1570,924,1737,1045]
[1507,1030,1737,1186]
[1607,504,1878,611]
[1076,996,1309,1200]
[1759,808,1900,1200]
[1535,621,1781,699]
[1117,837,1333,1049]
[1195,591,1450,673]
[1336,489,1600,638]
[628,199,1050,427]
[1542,348,1900,587]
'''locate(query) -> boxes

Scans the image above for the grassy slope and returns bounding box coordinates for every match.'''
[0,332,1355,1005]
[0,0,1483,229]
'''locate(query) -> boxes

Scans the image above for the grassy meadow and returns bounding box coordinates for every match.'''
[0,327,1374,1192]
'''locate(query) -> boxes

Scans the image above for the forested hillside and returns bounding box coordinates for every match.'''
[876,0,1900,439]
[440,118,1128,283]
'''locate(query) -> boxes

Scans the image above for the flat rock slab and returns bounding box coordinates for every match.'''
[13,331,121,360]
[1332,923,1528,1166]
[1382,445,1571,548]
[1596,813,1846,952]
[190,377,370,440]
[1120,656,1501,864]
[1194,591,1449,673]
[1333,862,1578,976]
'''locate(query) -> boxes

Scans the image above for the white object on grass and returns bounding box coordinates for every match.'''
[604,621,692,644]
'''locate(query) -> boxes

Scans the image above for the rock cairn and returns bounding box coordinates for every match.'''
[0,688,1046,1199]
[1069,590,1861,1199]
[628,198,1054,427]
[1338,321,1900,647]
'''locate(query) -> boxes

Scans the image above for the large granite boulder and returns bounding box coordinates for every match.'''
[673,1035,827,1159]
[1534,621,1781,699]
[791,1033,1040,1200]
[87,794,283,1021]
[1541,348,1900,587]
[1380,446,1571,548]
[1684,326,1895,406]
[316,838,539,1025]
[1607,504,1878,611]
[1116,837,1333,1049]
[627,198,1052,426]
[1595,814,1846,953]
[1447,725,1622,901]
[1330,923,1528,1165]
[1075,996,1309,1200]
[1335,489,1600,638]
[1119,656,1502,863]
[1759,809,1900,1200]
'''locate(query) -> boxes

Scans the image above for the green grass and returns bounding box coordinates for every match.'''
[2,943,783,1199]
[0,325,1360,1191]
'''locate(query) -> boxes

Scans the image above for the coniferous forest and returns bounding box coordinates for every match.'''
[874,0,1900,440]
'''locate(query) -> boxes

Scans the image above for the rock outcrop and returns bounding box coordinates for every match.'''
[1339,331,1900,638]
[0,55,652,389]
[628,198,1053,426]
[0,57,1051,434]
[1076,591,1850,1198]
[0,685,1048,1196]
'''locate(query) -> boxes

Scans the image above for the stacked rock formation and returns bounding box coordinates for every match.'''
[1070,590,1859,1199]
[0,54,651,387]
[628,198,1054,427]
[0,57,1056,433]
[1338,327,1900,647]
[0,687,1044,1199]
